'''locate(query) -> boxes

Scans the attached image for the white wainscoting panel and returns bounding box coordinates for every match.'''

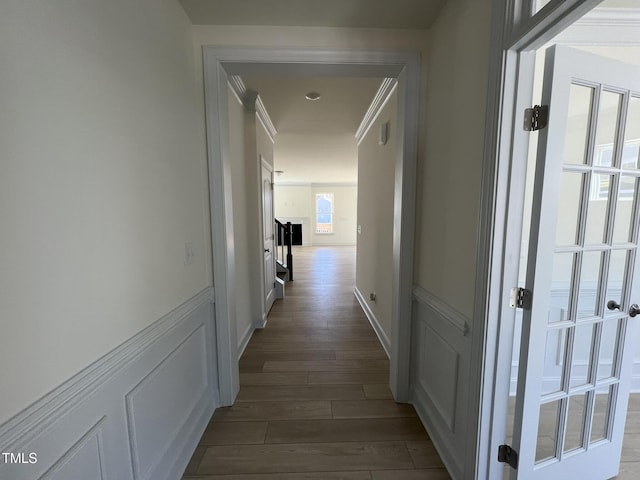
[0,288,217,480]
[43,419,106,480]
[410,286,472,480]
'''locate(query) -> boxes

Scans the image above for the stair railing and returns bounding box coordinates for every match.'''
[274,219,294,281]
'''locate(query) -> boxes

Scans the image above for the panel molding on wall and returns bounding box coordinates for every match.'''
[0,287,217,480]
[410,286,472,480]
[354,287,390,358]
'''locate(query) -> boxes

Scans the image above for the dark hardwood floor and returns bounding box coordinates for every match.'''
[182,246,451,479]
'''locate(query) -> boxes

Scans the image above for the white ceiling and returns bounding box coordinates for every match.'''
[242,76,382,135]
[179,0,447,29]
[242,76,383,183]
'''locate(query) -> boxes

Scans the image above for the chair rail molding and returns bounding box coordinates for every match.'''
[0,287,217,480]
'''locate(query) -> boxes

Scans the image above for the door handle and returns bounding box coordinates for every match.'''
[264,249,270,253]
[630,304,640,318]
[607,300,621,311]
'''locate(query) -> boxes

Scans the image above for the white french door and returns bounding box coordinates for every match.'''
[512,46,640,479]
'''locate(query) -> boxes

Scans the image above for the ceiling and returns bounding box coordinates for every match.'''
[242,76,382,135]
[179,0,447,29]
[242,75,383,184]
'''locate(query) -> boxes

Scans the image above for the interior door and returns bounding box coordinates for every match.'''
[512,46,640,479]
[262,159,276,314]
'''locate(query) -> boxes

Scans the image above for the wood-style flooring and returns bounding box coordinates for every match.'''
[182,246,451,480]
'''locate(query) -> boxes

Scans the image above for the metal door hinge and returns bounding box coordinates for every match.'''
[510,287,532,310]
[524,105,549,131]
[498,444,518,469]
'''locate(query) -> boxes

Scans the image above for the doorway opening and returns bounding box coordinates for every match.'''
[202,47,420,409]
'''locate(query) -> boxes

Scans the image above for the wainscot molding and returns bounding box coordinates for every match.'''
[412,286,470,336]
[355,78,398,144]
[0,287,217,480]
[354,287,390,358]
[410,286,473,480]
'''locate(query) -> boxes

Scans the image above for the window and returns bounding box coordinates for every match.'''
[315,193,333,234]
[591,140,640,201]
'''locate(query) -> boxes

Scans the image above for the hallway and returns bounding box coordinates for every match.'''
[182,246,451,479]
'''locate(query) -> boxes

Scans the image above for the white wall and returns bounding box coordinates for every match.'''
[228,87,255,351]
[0,0,210,425]
[274,184,358,245]
[229,91,276,349]
[409,0,492,478]
[356,90,398,344]
[415,0,491,317]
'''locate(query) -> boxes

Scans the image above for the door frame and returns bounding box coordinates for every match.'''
[260,155,276,321]
[478,1,606,479]
[203,47,420,406]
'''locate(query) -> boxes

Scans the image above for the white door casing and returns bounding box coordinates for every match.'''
[512,45,640,479]
[262,159,276,314]
[203,47,420,407]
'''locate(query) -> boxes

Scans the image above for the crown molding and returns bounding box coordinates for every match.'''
[228,75,247,102]
[255,96,277,143]
[228,75,277,142]
[355,78,398,145]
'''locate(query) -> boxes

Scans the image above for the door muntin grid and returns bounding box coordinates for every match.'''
[533,81,640,467]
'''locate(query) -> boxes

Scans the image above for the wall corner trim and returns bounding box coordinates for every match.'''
[355,78,398,144]
[354,287,391,358]
[412,286,470,336]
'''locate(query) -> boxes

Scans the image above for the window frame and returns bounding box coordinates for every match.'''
[314,192,334,234]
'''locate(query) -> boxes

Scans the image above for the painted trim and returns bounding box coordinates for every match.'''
[228,75,247,100]
[354,287,390,359]
[259,157,276,326]
[507,0,602,50]
[202,46,421,405]
[237,322,254,360]
[38,417,107,480]
[355,78,398,144]
[389,53,420,404]
[256,96,277,142]
[0,288,216,480]
[0,287,214,450]
[412,286,470,337]
[412,391,462,480]
[228,75,277,142]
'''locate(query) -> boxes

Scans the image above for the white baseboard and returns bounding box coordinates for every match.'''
[354,287,390,358]
[0,287,218,480]
[237,322,254,360]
